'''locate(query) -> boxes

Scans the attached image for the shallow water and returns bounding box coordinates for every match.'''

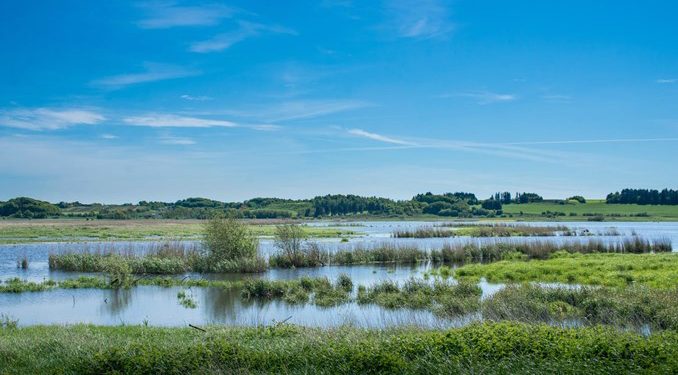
[0,220,676,327]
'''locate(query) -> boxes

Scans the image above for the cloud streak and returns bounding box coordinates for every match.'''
[452,91,517,104]
[0,108,105,130]
[136,2,235,29]
[190,21,297,53]
[656,78,677,84]
[348,128,416,145]
[92,63,200,89]
[387,0,454,39]
[123,114,236,128]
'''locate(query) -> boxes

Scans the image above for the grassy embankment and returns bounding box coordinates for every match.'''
[451,252,678,289]
[0,323,677,374]
[0,220,355,244]
[502,199,678,221]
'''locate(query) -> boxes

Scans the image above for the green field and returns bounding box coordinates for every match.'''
[0,220,356,244]
[1,323,676,374]
[502,200,678,221]
[453,252,678,288]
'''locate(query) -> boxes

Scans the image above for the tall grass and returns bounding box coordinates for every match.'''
[2,323,678,373]
[357,278,482,318]
[483,283,678,331]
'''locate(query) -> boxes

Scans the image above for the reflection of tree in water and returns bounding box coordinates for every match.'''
[101,289,133,316]
[203,287,241,323]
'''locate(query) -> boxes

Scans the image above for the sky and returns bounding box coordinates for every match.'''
[1,0,677,203]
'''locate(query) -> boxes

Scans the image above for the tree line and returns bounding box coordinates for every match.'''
[606,189,678,205]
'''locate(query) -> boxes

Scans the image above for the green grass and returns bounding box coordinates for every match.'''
[454,252,678,288]
[1,323,677,373]
[0,219,357,244]
[483,283,678,331]
[502,200,678,220]
[357,279,481,318]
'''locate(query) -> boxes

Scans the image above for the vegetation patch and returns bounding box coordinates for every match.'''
[483,283,678,331]
[357,279,481,318]
[453,252,678,288]
[1,323,678,373]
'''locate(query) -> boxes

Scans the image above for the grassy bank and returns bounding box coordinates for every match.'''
[0,219,355,244]
[502,200,678,221]
[1,323,677,373]
[453,252,678,288]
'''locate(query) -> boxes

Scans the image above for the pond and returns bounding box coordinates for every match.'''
[0,220,676,327]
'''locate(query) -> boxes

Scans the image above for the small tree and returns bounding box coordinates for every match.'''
[203,216,259,263]
[274,224,307,265]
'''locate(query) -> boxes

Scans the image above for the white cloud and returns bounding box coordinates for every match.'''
[656,78,677,84]
[230,99,371,122]
[348,129,416,145]
[181,94,212,101]
[190,21,297,53]
[101,134,119,139]
[159,136,196,145]
[387,0,454,39]
[136,2,234,29]
[0,108,105,130]
[123,114,236,128]
[542,94,572,103]
[92,63,200,89]
[453,91,517,104]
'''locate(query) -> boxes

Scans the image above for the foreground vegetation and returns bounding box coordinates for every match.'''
[453,252,678,288]
[1,322,677,374]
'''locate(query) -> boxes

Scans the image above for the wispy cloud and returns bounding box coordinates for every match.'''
[136,1,235,29]
[101,134,118,140]
[123,114,236,128]
[386,0,454,39]
[656,78,677,84]
[226,99,372,122]
[180,94,212,101]
[190,21,297,53]
[0,107,105,130]
[92,63,200,89]
[449,91,517,104]
[348,129,416,145]
[503,137,678,145]
[159,136,196,145]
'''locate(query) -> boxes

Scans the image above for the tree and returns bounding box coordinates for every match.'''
[203,216,259,263]
[273,224,308,266]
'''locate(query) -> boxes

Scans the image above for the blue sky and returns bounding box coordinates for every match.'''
[1,0,677,203]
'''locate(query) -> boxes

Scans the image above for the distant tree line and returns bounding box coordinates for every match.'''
[606,189,678,205]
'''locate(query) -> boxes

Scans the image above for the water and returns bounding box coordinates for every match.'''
[1,220,676,327]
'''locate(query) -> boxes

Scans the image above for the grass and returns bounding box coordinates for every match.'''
[1,323,678,373]
[395,224,572,238]
[483,283,678,331]
[0,219,357,244]
[357,279,482,318]
[454,252,678,288]
[430,237,672,264]
[241,275,352,307]
[502,200,678,221]
[48,241,268,274]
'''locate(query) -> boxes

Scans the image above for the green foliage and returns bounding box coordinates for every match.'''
[4,323,678,373]
[454,252,678,288]
[0,197,60,218]
[357,279,481,318]
[201,216,264,272]
[483,283,678,330]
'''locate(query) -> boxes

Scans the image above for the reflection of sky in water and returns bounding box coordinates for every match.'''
[1,221,676,327]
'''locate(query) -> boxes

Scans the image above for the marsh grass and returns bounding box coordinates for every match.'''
[483,283,678,331]
[2,323,677,373]
[241,275,352,307]
[48,241,267,274]
[454,252,678,288]
[357,279,482,318]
